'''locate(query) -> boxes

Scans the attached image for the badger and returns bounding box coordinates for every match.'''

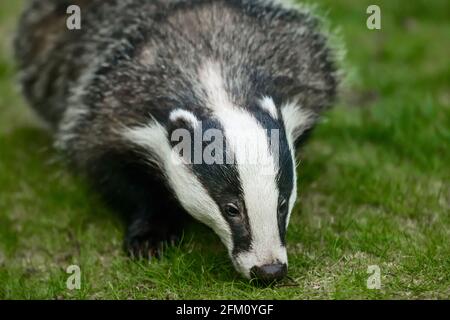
[15,0,338,282]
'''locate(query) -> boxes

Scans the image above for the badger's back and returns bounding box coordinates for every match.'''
[15,0,161,126]
[15,0,337,167]
[16,0,92,126]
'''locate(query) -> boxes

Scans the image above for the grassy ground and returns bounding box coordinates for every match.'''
[0,0,449,299]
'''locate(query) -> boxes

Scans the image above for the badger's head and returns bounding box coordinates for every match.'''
[122,61,322,282]
[120,0,338,283]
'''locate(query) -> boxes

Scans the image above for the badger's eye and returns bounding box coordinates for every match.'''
[224,203,241,217]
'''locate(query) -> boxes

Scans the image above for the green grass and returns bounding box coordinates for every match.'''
[1,0,449,299]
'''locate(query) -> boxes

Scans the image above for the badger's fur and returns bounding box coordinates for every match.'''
[15,0,338,281]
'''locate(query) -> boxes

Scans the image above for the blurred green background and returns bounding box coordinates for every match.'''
[0,0,449,299]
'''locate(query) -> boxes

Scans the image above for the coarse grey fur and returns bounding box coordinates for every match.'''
[15,0,338,281]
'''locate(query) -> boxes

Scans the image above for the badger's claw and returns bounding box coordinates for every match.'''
[125,237,162,260]
[124,220,181,260]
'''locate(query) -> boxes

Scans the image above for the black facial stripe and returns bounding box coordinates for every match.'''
[192,163,253,256]
[228,201,253,255]
[277,128,294,246]
[182,118,252,255]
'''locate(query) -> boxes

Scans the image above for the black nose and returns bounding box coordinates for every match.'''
[250,263,287,283]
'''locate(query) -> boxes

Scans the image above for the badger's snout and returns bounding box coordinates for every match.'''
[250,263,287,283]
[232,244,289,282]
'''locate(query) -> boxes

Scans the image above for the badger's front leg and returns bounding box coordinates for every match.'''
[87,150,187,259]
[124,198,185,259]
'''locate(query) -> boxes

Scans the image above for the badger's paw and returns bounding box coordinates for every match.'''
[124,219,181,260]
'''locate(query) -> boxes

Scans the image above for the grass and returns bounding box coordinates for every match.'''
[0,0,449,299]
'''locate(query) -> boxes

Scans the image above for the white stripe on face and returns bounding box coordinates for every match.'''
[198,61,288,276]
[121,121,232,249]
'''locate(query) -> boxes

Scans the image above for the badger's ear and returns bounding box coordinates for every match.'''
[167,109,201,159]
[280,102,316,148]
[168,109,200,130]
